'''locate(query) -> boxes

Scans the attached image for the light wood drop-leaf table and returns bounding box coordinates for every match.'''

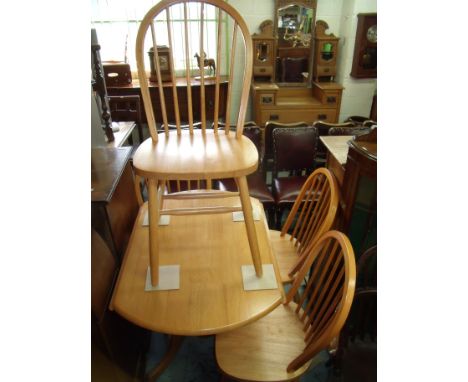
[110,196,284,379]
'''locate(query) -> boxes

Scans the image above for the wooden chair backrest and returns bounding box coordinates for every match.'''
[285,230,356,372]
[135,0,253,141]
[281,167,340,277]
[312,120,356,137]
[328,126,373,137]
[264,121,309,161]
[272,126,318,177]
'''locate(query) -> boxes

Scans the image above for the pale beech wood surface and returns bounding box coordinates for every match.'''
[216,231,356,381]
[111,197,284,336]
[268,230,297,284]
[132,130,259,180]
[216,304,313,381]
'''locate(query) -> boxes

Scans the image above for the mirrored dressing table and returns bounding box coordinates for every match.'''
[251,0,343,126]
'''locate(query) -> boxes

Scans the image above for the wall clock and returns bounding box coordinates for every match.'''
[350,13,377,78]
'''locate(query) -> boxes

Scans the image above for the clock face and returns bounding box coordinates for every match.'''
[366,25,377,43]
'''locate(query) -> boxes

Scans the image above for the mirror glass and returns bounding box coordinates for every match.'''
[275,2,316,86]
[256,42,269,62]
[277,4,314,48]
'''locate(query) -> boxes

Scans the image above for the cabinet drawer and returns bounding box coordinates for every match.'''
[260,109,336,125]
[316,65,337,77]
[253,66,274,76]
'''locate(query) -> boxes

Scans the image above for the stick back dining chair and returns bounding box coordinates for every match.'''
[270,167,340,284]
[132,0,262,286]
[216,230,356,382]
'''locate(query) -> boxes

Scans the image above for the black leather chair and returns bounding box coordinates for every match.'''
[345,115,377,127]
[264,121,309,177]
[328,125,374,136]
[271,126,318,228]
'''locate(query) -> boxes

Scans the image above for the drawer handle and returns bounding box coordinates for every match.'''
[260,68,266,73]
[326,96,336,103]
[318,114,327,120]
[261,96,273,104]
[324,68,330,73]
[269,114,279,120]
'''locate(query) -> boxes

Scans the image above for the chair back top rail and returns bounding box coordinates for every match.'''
[135,0,253,142]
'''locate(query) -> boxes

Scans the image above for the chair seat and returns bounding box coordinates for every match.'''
[216,303,316,382]
[272,175,309,204]
[133,130,258,180]
[218,173,274,208]
[269,230,299,284]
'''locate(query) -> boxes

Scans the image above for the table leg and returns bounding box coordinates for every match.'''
[145,335,185,382]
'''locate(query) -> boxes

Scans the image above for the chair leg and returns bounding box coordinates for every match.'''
[147,178,161,286]
[275,206,283,230]
[145,335,184,382]
[237,176,263,277]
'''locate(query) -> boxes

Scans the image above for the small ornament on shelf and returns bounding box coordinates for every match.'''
[194,52,216,79]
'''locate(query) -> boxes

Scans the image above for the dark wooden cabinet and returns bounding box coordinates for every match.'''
[91,228,149,382]
[107,77,228,125]
[91,147,139,263]
[340,133,377,257]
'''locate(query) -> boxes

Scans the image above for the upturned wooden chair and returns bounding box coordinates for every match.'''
[270,167,339,284]
[133,0,262,286]
[216,230,356,382]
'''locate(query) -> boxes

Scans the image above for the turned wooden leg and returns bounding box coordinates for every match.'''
[145,335,184,382]
[147,178,161,286]
[237,176,263,277]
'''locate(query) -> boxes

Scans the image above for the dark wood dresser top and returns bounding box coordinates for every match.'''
[91,147,133,203]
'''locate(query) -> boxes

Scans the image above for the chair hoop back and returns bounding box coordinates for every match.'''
[281,168,340,276]
[135,0,253,142]
[285,230,356,372]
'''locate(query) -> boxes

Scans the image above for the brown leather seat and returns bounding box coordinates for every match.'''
[271,126,318,228]
[272,176,306,205]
